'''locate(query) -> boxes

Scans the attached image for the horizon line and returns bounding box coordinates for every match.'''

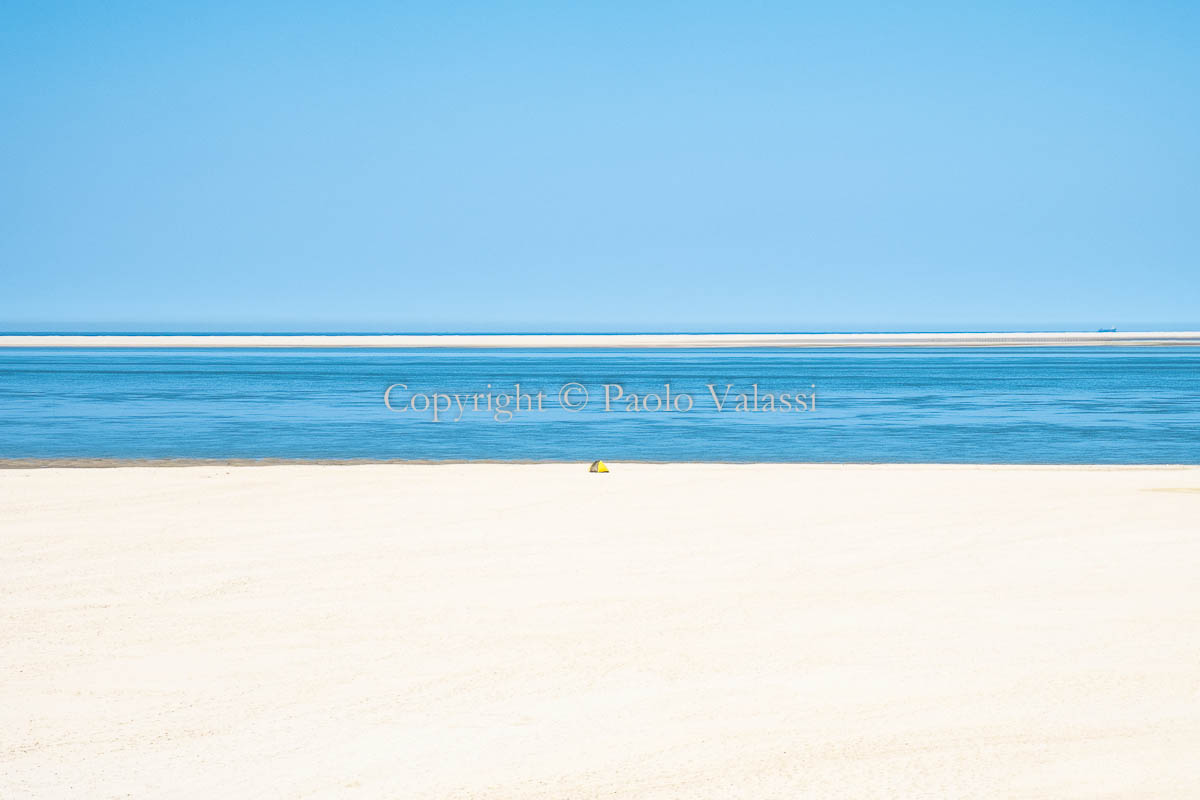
[2,332,1200,348]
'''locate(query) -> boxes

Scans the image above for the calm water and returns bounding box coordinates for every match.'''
[0,347,1197,463]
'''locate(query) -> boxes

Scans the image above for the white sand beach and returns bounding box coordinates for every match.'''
[2,463,1198,798]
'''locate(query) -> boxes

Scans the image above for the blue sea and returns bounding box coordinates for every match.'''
[0,347,1197,463]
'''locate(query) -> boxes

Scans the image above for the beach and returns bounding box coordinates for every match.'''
[2,463,1198,798]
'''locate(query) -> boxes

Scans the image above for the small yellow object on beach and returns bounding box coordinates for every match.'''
[589,460,609,473]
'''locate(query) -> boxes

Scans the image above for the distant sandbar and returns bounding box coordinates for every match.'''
[2,331,1199,348]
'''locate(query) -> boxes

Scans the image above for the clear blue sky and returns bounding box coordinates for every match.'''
[2,2,1197,332]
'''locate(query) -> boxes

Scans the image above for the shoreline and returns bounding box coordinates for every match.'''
[2,459,1198,469]
[3,331,1200,348]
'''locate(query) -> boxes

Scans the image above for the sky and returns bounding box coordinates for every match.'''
[1,1,1197,332]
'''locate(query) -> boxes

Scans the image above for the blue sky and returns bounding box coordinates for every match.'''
[2,2,1197,332]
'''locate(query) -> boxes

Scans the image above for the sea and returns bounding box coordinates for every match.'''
[1,346,1198,463]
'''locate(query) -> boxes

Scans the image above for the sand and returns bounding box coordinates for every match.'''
[2,464,1198,798]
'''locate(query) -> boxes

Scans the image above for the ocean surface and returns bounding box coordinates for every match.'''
[1,347,1198,463]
